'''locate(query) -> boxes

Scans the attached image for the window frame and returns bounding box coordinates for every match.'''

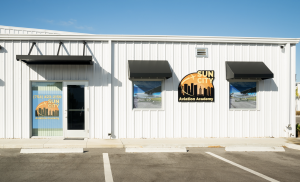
[131,79,165,111]
[228,80,259,111]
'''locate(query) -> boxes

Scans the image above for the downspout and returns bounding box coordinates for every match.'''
[109,39,114,139]
[285,43,294,137]
[289,43,296,137]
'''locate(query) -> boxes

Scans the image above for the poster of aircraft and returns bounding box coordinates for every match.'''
[133,81,162,108]
[229,82,256,109]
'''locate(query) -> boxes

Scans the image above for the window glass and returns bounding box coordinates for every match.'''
[32,82,63,136]
[229,82,256,109]
[133,81,162,108]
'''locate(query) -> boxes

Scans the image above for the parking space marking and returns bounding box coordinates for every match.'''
[225,147,285,152]
[206,152,279,182]
[126,147,187,153]
[103,153,114,182]
[20,148,83,153]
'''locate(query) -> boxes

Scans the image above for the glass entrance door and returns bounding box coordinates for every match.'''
[68,85,85,130]
[63,82,89,138]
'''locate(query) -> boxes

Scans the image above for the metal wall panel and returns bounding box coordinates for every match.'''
[0,40,5,138]
[13,41,22,138]
[0,39,295,139]
[291,45,296,137]
[21,41,30,138]
[165,42,174,138]
[111,41,293,138]
[5,41,14,138]
[0,40,111,138]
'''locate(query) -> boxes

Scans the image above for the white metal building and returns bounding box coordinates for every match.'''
[0,26,298,139]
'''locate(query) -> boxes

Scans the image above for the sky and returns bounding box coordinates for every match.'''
[2,0,300,80]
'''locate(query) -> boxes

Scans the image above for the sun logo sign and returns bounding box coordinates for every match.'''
[178,70,215,102]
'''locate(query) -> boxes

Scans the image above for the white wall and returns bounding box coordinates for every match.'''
[0,39,296,138]
[0,40,111,138]
[112,42,295,138]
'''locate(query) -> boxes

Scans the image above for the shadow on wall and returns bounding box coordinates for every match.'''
[166,62,180,91]
[261,79,278,92]
[86,44,122,87]
[24,43,122,88]
[0,47,6,87]
[0,46,8,53]
[0,79,4,87]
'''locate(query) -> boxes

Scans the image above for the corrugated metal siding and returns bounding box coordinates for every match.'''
[0,39,295,139]
[112,41,293,138]
[0,40,5,138]
[0,40,111,138]
[291,45,296,137]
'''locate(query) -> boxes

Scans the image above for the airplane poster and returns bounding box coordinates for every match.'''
[229,82,256,109]
[133,81,162,108]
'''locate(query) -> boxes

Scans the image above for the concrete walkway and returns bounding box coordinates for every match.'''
[0,138,289,149]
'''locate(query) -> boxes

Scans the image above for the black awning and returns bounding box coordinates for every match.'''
[226,61,273,80]
[128,60,172,79]
[16,55,93,65]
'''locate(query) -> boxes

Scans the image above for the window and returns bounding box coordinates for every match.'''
[32,82,63,136]
[229,82,257,109]
[133,81,162,109]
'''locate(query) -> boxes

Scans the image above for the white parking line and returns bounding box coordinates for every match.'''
[20,148,83,153]
[225,147,285,152]
[206,152,279,182]
[103,153,114,182]
[126,147,187,153]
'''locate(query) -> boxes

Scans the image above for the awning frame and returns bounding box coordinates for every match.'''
[17,41,92,65]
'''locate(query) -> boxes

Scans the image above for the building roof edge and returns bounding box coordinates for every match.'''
[0,32,299,44]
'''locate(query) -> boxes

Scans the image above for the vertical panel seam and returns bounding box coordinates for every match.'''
[20,41,22,138]
[4,41,6,138]
[12,41,14,138]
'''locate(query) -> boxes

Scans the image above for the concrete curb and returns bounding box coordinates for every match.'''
[20,148,84,153]
[126,147,187,153]
[225,146,285,152]
[285,143,300,150]
[0,138,288,149]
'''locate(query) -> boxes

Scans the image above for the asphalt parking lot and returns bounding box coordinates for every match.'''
[0,148,300,182]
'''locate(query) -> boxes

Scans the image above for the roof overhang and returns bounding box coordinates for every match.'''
[16,55,93,65]
[128,60,172,79]
[0,34,299,44]
[226,61,273,80]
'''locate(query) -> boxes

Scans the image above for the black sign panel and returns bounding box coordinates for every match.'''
[178,70,215,102]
